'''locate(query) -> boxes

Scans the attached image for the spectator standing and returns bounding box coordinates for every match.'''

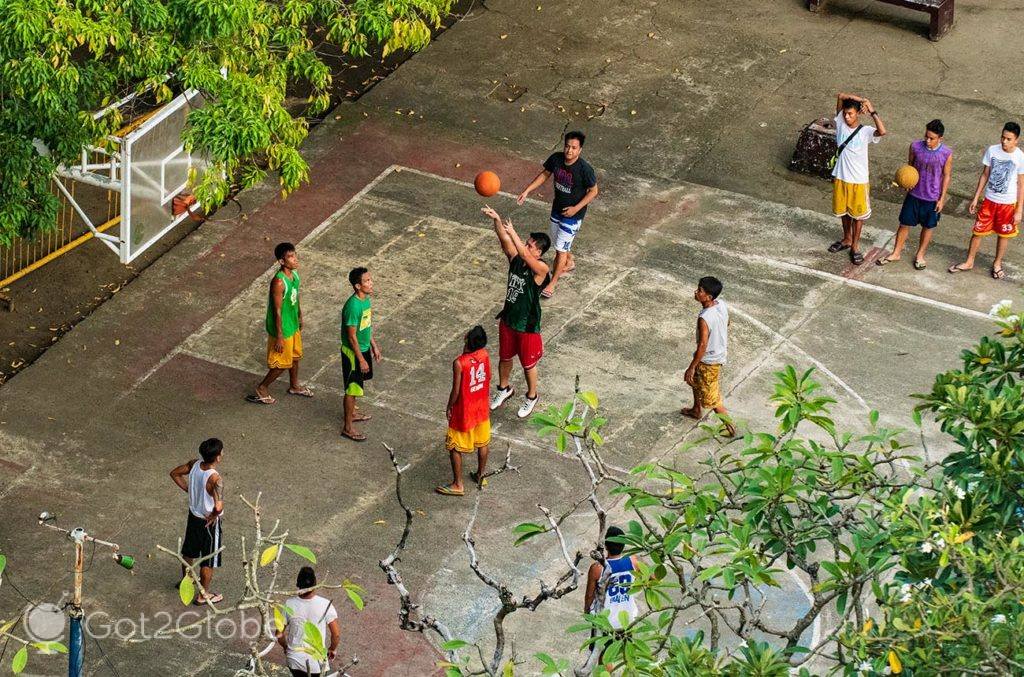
[169,438,225,605]
[827,93,887,265]
[949,122,1024,279]
[681,276,735,438]
[277,566,340,677]
[877,119,952,270]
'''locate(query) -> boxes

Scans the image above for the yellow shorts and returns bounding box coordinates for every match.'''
[832,179,871,220]
[446,420,491,453]
[694,363,723,409]
[267,331,302,369]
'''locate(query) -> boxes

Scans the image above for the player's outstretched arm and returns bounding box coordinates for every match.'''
[517,169,551,205]
[483,206,516,258]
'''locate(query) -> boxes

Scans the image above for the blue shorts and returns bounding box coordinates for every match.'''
[899,194,940,229]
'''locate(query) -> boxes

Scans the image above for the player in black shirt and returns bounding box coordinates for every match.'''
[517,131,599,298]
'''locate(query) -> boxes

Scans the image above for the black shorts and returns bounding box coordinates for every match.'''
[899,193,940,229]
[181,512,222,568]
[341,346,373,396]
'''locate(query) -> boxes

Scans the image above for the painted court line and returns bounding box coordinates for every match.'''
[645,229,991,321]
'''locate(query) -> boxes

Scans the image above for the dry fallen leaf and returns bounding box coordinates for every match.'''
[373,520,386,526]
[415,510,427,516]
[630,110,637,115]
[114,339,120,346]
[499,34,508,39]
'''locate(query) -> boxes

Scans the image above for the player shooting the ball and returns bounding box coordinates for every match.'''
[483,206,551,419]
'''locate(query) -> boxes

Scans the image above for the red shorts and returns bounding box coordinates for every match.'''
[498,320,543,370]
[973,199,1019,238]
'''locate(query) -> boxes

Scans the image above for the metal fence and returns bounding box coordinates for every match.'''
[0,159,121,290]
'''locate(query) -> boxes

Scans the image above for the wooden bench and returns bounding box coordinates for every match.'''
[808,0,954,41]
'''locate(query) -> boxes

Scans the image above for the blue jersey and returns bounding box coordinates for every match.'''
[598,556,639,629]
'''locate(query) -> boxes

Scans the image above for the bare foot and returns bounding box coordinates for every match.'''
[680,406,701,419]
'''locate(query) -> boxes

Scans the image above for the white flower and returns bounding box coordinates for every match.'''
[989,299,1013,318]
[935,538,945,549]
[1004,314,1021,325]
[883,666,892,675]
[992,614,1007,624]
[920,541,934,554]
[954,486,966,500]
[918,578,933,589]
[858,660,873,674]
[899,583,913,603]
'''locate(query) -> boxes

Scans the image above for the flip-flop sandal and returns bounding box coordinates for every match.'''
[341,431,366,442]
[875,256,895,266]
[947,264,971,274]
[435,486,464,496]
[992,267,1006,280]
[913,260,927,270]
[828,241,851,253]
[469,471,489,487]
[287,386,314,397]
[245,393,276,405]
[850,251,865,265]
[194,593,224,606]
[353,414,372,422]
[540,289,553,299]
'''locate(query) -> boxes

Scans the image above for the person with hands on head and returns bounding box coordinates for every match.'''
[516,131,598,299]
[828,93,886,265]
[340,267,382,441]
[249,242,313,404]
[483,205,551,420]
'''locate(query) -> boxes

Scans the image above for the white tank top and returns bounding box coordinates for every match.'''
[595,557,638,629]
[699,299,729,365]
[188,462,218,518]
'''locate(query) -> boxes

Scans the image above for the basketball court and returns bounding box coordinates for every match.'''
[0,99,1010,675]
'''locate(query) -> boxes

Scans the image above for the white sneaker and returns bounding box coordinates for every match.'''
[490,386,515,410]
[517,395,539,418]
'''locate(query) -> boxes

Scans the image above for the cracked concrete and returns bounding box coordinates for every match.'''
[1,0,1021,675]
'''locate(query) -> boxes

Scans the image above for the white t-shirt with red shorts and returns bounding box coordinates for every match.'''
[974,144,1024,238]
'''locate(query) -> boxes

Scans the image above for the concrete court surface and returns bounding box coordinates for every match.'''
[1,0,1022,674]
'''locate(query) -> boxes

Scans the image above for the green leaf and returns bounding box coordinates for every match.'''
[0,554,6,577]
[31,641,67,654]
[11,646,27,674]
[284,544,317,564]
[178,576,196,606]
[441,639,471,650]
[578,391,599,410]
[343,580,365,610]
[300,620,326,660]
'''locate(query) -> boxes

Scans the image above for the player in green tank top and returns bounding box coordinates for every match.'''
[247,243,313,405]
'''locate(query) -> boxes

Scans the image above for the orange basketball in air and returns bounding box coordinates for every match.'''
[474,171,501,197]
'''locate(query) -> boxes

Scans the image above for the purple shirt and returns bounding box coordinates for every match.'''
[909,140,952,202]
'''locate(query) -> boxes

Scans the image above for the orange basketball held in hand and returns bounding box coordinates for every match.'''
[474,171,501,197]
[895,164,920,191]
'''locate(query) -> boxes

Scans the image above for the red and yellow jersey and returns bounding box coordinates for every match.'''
[449,349,490,432]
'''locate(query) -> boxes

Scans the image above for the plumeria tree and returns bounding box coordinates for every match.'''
[381,301,1024,675]
[0,0,454,244]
